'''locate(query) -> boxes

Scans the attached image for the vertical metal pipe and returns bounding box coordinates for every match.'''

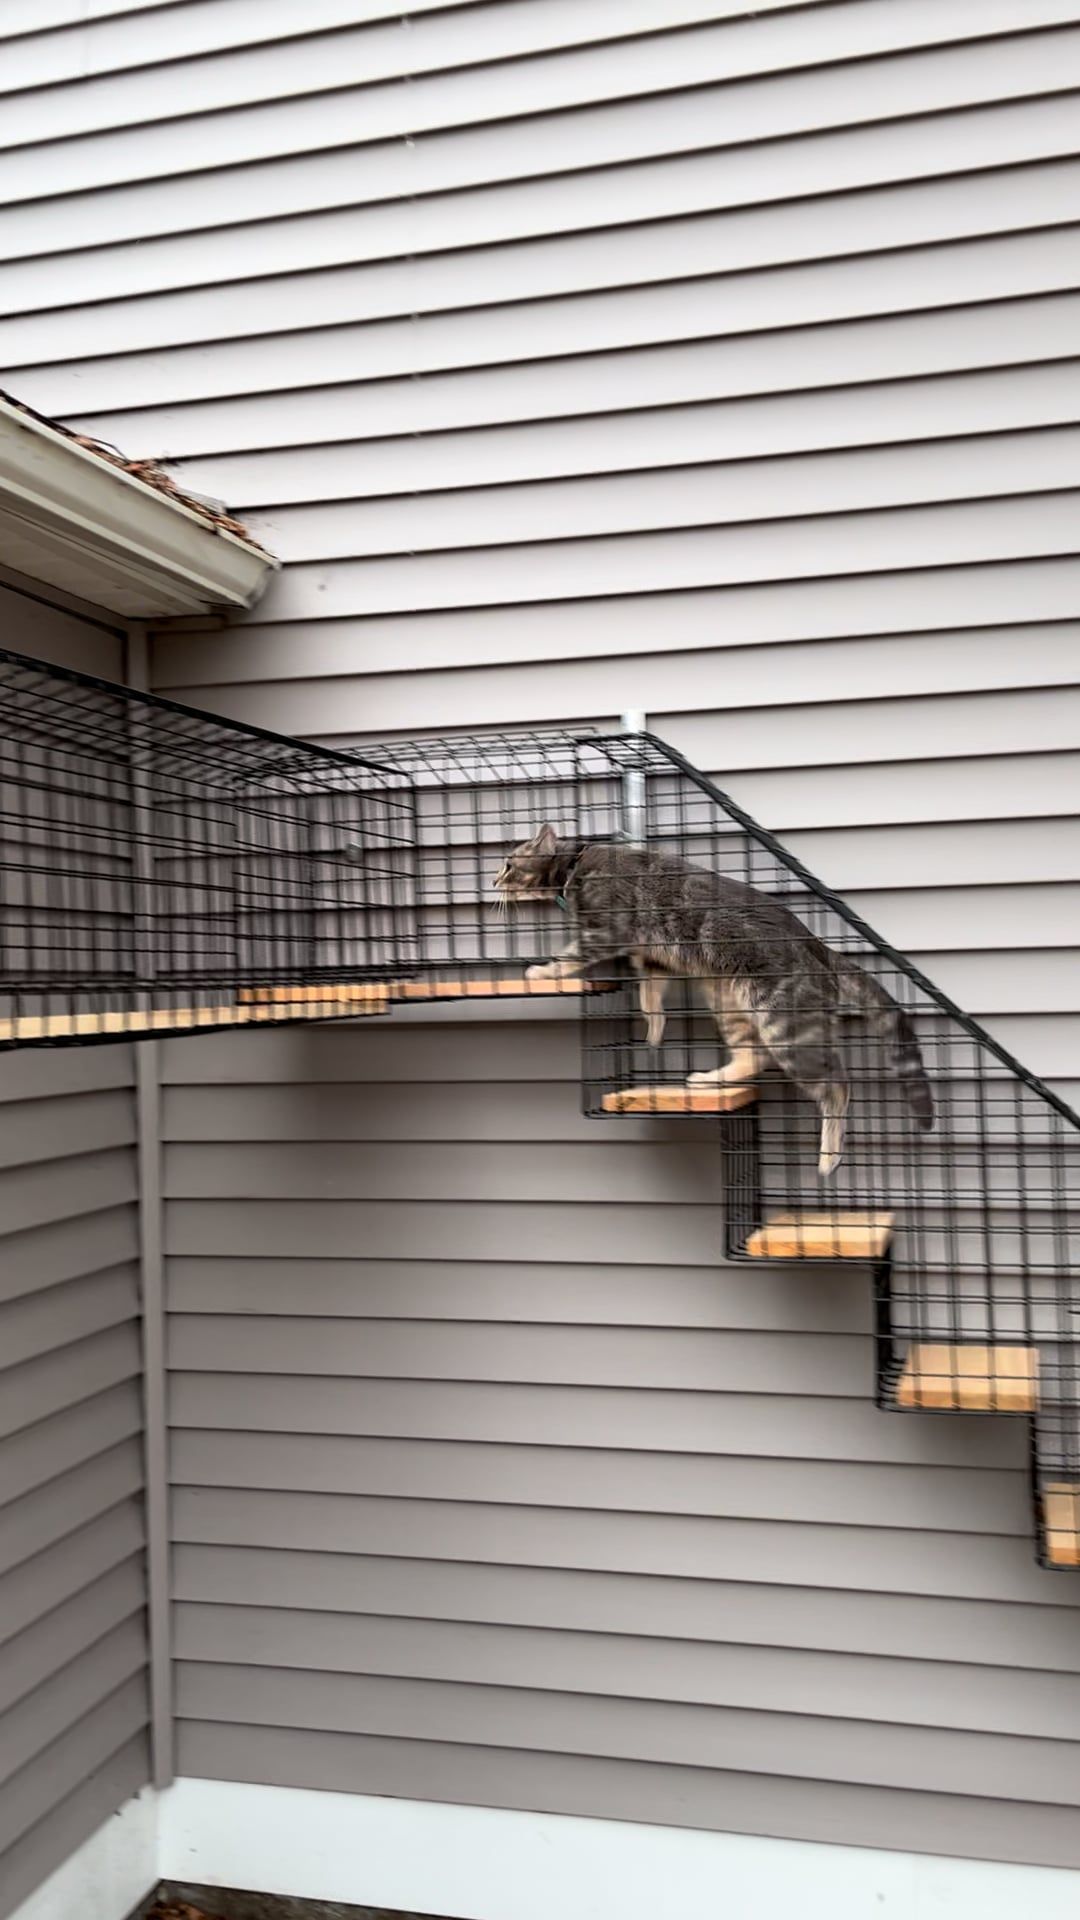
[621,707,646,845]
[125,626,174,1789]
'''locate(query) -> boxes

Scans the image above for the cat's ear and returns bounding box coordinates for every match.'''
[530,823,558,857]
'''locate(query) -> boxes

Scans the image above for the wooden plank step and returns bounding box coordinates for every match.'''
[602,1084,758,1114]
[239,984,391,1007]
[398,977,597,1000]
[896,1343,1039,1413]
[239,977,605,1007]
[745,1211,894,1260]
[1042,1485,1080,1567]
[0,995,390,1042]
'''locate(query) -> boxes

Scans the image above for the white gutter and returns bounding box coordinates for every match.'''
[0,396,278,618]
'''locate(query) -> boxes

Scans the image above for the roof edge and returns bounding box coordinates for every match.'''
[0,392,278,620]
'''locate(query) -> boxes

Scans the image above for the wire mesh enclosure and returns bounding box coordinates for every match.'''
[0,648,414,1042]
[2,653,1078,1564]
[379,725,1080,1565]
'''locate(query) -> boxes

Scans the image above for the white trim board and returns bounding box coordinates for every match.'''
[8,1788,157,1920]
[11,1780,1080,1920]
[157,1780,1080,1920]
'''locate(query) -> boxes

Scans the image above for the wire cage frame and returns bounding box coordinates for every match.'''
[0,647,415,1042]
[363,724,1080,1566]
[1,651,1078,1565]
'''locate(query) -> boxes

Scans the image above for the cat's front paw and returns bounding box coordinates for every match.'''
[526,961,556,980]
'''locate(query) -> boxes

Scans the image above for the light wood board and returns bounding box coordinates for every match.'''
[1043,1484,1080,1567]
[602,1085,758,1114]
[0,996,389,1042]
[745,1211,895,1260]
[896,1343,1039,1413]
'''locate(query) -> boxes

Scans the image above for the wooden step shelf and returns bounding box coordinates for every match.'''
[896,1343,1038,1413]
[602,1084,758,1115]
[12,974,605,1046]
[239,983,391,1007]
[240,978,599,1006]
[0,993,390,1043]
[1042,1485,1080,1567]
[745,1211,894,1261]
[398,977,597,1000]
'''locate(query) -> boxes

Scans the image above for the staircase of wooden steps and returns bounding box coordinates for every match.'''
[597,1065,1062,1564]
[226,981,1056,1478]
[595,1103,1051,1441]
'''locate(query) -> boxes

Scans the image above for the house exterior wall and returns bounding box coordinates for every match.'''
[3,0,1080,1878]
[0,591,149,1920]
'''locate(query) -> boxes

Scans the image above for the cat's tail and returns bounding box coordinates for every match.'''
[834,956,934,1132]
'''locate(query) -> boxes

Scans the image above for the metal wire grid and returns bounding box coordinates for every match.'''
[567,735,1079,1566]
[0,648,414,1038]
[1033,1387,1080,1569]
[2,660,1078,1561]
[359,729,1080,1505]
[577,742,1078,1294]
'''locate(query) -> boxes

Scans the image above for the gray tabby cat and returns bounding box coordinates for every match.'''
[494,825,933,1176]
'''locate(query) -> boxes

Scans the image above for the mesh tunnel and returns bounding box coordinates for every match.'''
[0,647,415,1041]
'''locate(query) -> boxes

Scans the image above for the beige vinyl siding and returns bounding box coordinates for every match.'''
[0,600,149,1920]
[5,0,1079,1873]
[160,1019,1075,1868]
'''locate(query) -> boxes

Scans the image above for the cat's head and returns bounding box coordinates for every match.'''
[492,823,561,902]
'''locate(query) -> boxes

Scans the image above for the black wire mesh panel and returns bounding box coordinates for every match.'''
[5,667,1080,1561]
[0,648,415,1043]
[356,730,630,998]
[1034,1384,1080,1570]
[356,726,1080,1497]
[564,733,1080,1479]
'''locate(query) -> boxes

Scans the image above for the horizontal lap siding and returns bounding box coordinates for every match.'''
[0,610,149,1917]
[8,0,1078,1870]
[160,1021,1075,1858]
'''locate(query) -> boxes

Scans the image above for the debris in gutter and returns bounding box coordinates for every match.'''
[0,385,271,555]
